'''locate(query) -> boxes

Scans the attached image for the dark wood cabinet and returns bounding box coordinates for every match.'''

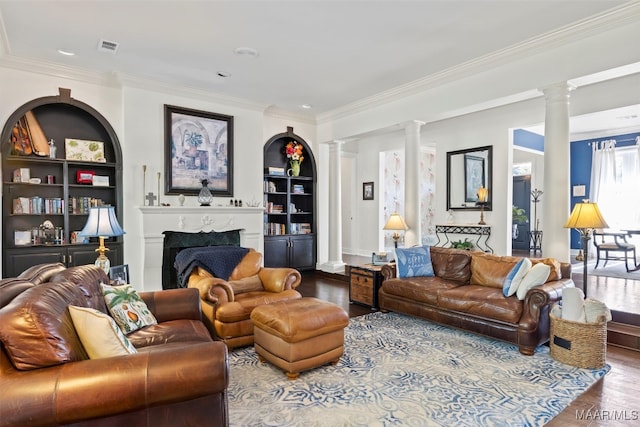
[263,127,316,270]
[1,89,123,277]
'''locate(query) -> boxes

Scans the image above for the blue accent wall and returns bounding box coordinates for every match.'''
[514,129,544,151]
[569,131,640,248]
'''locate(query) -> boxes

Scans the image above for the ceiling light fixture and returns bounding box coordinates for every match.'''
[301,104,313,109]
[57,49,75,56]
[233,47,259,58]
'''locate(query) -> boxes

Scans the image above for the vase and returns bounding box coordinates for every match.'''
[288,161,300,177]
[198,179,213,206]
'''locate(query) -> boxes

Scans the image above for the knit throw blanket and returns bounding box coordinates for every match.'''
[174,246,250,288]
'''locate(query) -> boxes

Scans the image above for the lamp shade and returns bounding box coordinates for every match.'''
[563,201,609,230]
[383,213,409,231]
[477,186,488,203]
[79,206,125,238]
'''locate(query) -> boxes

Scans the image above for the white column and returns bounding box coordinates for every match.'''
[404,120,425,247]
[542,82,573,262]
[319,140,345,272]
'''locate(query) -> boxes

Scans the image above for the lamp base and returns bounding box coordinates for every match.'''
[95,236,111,274]
[575,249,584,262]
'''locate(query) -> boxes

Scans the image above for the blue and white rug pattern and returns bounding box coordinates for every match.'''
[228,312,609,426]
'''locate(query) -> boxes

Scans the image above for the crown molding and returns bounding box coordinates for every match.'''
[263,105,317,125]
[317,2,640,124]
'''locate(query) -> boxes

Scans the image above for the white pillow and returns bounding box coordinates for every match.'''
[68,305,137,359]
[102,283,157,334]
[516,263,550,300]
[503,258,532,297]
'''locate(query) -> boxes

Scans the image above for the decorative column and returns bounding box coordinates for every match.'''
[404,120,425,247]
[320,140,345,272]
[542,82,573,262]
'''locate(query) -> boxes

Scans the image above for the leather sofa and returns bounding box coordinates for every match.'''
[188,249,302,349]
[0,264,229,427]
[380,247,574,355]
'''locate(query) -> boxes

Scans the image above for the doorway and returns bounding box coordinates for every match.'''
[512,175,531,251]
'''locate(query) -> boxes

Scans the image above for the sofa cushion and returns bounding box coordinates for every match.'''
[395,246,434,278]
[531,258,562,281]
[470,252,521,289]
[438,285,524,324]
[0,281,88,370]
[429,246,472,284]
[51,265,110,313]
[503,258,532,297]
[68,305,138,358]
[516,263,551,300]
[381,277,461,305]
[127,319,212,348]
[102,284,158,334]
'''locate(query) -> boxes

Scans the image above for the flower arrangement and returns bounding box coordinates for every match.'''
[285,141,304,163]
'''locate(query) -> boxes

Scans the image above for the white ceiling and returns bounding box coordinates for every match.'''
[1,0,638,133]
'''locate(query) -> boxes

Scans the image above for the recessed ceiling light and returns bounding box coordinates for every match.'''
[57,49,75,56]
[217,71,231,78]
[234,47,259,58]
[301,104,313,109]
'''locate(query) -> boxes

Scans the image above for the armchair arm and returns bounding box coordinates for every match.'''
[1,341,228,427]
[258,267,302,292]
[190,277,235,305]
[139,288,202,322]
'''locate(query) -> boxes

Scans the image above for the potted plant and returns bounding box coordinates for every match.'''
[451,238,474,250]
[512,205,528,239]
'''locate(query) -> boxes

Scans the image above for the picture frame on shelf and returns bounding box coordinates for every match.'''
[109,264,129,284]
[464,154,485,203]
[164,105,234,196]
[363,181,374,200]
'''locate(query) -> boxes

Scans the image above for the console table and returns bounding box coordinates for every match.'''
[435,224,493,253]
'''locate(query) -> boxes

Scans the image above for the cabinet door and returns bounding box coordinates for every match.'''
[263,236,290,268]
[290,235,316,270]
[68,243,122,267]
[4,247,63,278]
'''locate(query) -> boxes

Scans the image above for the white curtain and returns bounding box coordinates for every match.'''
[590,138,640,230]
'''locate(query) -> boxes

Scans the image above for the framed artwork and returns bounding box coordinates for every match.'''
[109,264,130,284]
[363,182,374,200]
[464,154,485,202]
[164,105,234,196]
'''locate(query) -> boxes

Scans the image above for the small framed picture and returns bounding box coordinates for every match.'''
[363,182,374,200]
[109,264,130,284]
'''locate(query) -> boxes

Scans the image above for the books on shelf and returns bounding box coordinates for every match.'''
[292,184,305,194]
[290,223,312,234]
[268,167,285,176]
[264,222,287,235]
[12,197,64,214]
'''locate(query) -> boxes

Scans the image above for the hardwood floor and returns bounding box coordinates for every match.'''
[297,266,640,426]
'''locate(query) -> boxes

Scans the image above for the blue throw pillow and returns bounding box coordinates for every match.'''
[395,246,435,278]
[502,257,532,297]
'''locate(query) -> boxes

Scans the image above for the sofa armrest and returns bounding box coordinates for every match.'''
[381,264,396,281]
[139,288,202,322]
[258,267,302,292]
[190,277,235,305]
[520,278,574,331]
[1,341,228,426]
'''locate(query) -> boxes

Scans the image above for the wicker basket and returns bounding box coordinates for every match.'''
[549,305,607,369]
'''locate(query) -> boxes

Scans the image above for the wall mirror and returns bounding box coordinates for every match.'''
[446,145,493,210]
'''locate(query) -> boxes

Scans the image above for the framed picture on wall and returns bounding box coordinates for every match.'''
[464,155,485,202]
[164,105,234,196]
[109,264,130,284]
[363,182,374,200]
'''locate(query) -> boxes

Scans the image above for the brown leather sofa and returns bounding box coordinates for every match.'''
[188,249,302,349]
[0,264,229,427]
[380,247,574,355]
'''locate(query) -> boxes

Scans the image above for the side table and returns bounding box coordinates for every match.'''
[348,264,384,310]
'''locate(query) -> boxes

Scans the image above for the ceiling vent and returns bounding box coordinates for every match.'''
[98,39,119,53]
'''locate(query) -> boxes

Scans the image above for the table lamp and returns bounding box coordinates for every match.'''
[383,212,409,248]
[563,200,608,298]
[79,206,125,274]
[477,186,488,225]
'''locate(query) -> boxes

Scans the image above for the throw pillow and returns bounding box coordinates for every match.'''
[68,305,137,358]
[502,257,532,297]
[516,263,551,300]
[102,283,157,334]
[395,246,435,278]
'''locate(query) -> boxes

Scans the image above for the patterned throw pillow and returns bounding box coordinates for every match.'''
[101,283,157,334]
[68,305,137,358]
[395,246,435,278]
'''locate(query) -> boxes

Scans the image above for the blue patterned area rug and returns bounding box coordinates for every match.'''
[228,312,609,426]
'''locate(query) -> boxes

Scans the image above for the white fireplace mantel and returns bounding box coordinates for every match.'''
[139,205,264,289]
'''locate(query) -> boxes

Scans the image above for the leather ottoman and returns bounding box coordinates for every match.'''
[250,297,349,379]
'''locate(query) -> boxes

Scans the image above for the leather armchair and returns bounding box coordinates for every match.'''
[188,249,302,349]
